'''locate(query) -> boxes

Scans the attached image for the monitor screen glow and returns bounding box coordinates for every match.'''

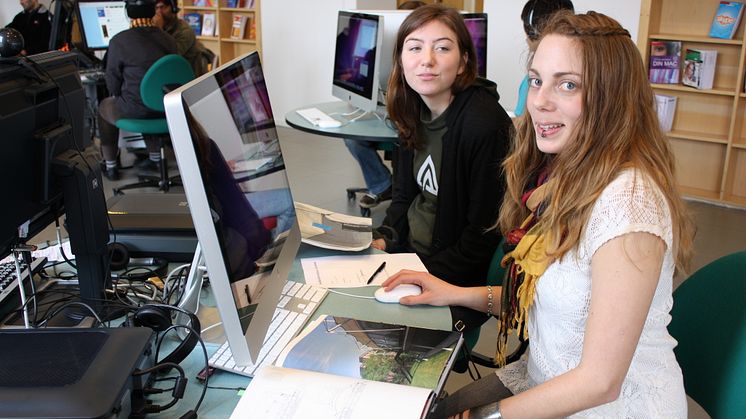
[76,0,129,50]
[463,13,488,78]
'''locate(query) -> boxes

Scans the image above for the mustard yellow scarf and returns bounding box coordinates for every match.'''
[495,181,552,367]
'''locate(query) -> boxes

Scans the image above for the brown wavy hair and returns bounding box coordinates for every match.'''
[386,3,477,149]
[498,11,694,273]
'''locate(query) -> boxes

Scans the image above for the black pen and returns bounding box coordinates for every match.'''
[366,261,387,285]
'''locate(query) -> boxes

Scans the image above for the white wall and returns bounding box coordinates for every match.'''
[485,0,642,112]
[261,0,396,127]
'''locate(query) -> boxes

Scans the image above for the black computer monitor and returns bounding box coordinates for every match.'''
[463,13,488,78]
[76,0,129,51]
[49,0,76,51]
[0,51,110,318]
[332,11,383,112]
[164,51,300,365]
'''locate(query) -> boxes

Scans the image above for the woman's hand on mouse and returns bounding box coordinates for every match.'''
[381,270,459,306]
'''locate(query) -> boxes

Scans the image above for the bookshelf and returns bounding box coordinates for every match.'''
[178,0,261,66]
[638,0,746,207]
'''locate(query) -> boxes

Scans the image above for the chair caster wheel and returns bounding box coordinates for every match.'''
[347,191,356,200]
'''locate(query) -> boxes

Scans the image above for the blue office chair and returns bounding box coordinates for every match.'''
[113,54,195,194]
[668,251,746,418]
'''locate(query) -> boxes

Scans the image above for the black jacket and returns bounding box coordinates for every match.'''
[6,5,51,55]
[381,79,512,287]
[104,26,177,118]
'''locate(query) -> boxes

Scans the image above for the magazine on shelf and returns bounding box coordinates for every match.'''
[200,13,215,37]
[294,202,372,251]
[183,13,202,35]
[648,40,681,84]
[231,315,463,419]
[230,14,248,39]
[682,48,717,90]
[709,1,744,39]
[655,94,677,133]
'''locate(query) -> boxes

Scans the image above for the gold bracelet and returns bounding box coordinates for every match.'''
[486,285,494,317]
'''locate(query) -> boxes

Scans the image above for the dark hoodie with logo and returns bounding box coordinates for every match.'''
[379,78,512,287]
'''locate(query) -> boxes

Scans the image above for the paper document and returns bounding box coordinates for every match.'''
[231,365,432,419]
[295,202,372,251]
[300,253,427,288]
[232,157,273,173]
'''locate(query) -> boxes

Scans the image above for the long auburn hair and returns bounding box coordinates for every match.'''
[386,3,477,149]
[498,11,694,273]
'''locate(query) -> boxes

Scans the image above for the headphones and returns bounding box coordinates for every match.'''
[130,303,201,367]
[156,0,179,14]
[125,0,156,15]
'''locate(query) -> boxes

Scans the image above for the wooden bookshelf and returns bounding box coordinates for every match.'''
[638,0,746,208]
[178,0,261,67]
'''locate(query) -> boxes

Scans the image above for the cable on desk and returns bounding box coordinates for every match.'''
[326,288,376,299]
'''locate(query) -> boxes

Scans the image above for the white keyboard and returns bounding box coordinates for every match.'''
[295,107,342,127]
[208,282,328,377]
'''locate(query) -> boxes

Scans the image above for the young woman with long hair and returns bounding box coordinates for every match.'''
[383,10,694,418]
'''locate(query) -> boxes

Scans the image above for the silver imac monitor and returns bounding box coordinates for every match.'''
[164,51,299,365]
[332,10,384,112]
[358,10,411,101]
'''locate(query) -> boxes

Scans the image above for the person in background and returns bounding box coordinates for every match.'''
[97,0,177,180]
[153,0,212,76]
[374,4,511,290]
[383,10,694,418]
[343,0,427,210]
[5,0,51,56]
[514,0,574,117]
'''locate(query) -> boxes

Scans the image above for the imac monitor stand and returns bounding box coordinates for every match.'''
[164,51,299,366]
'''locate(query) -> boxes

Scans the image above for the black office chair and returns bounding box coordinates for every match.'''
[113,54,195,195]
[346,141,396,217]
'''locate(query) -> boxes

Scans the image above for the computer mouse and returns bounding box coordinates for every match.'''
[374,284,422,304]
[317,119,342,128]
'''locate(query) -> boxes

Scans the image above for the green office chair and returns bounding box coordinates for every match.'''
[668,250,746,418]
[453,240,529,373]
[113,54,195,194]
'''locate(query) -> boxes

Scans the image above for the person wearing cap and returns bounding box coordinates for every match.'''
[153,0,211,76]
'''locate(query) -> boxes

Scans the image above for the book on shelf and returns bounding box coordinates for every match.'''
[200,12,215,37]
[225,0,238,7]
[183,12,202,35]
[655,94,677,133]
[709,1,744,39]
[231,315,463,418]
[682,48,717,90]
[230,14,248,39]
[294,202,372,251]
[192,0,215,6]
[648,40,681,84]
[248,16,256,40]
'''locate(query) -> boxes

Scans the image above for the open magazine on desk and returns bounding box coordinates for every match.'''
[231,315,462,419]
[294,202,372,251]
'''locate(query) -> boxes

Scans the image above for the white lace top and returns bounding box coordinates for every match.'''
[496,169,687,418]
